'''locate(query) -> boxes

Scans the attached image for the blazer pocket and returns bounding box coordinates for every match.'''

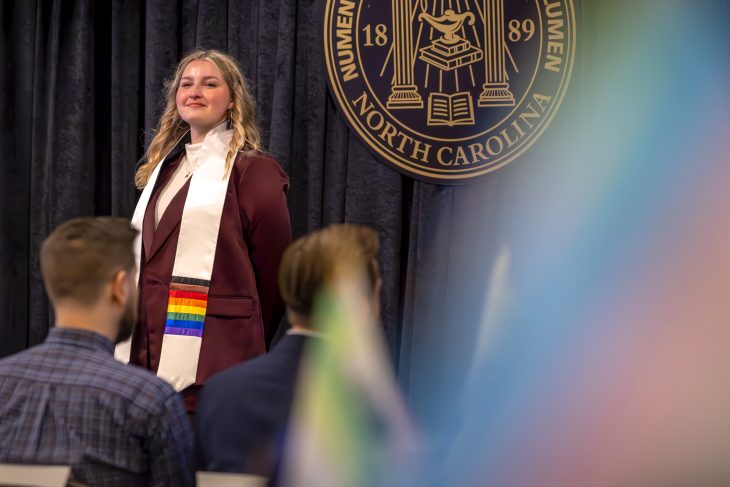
[206,295,255,318]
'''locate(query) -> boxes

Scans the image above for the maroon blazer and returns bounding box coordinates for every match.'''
[130,144,291,412]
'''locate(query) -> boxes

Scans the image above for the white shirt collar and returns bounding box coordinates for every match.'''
[286,328,324,339]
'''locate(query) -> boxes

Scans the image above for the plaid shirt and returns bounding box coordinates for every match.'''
[0,328,194,486]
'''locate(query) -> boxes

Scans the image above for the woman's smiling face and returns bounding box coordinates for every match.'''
[176,59,232,142]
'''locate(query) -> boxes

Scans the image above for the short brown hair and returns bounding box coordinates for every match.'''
[278,224,380,319]
[40,217,137,305]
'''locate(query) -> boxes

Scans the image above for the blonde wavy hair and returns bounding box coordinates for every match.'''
[134,49,262,189]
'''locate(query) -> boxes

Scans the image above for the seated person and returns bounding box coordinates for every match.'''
[197,224,381,476]
[0,217,194,486]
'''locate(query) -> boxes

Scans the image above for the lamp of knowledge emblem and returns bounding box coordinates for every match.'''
[324,0,576,184]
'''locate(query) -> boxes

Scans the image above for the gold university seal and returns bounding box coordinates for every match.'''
[324,0,576,183]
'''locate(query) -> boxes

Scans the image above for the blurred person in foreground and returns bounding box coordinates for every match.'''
[0,217,194,486]
[197,224,382,476]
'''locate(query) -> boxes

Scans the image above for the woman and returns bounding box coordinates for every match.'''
[117,50,291,412]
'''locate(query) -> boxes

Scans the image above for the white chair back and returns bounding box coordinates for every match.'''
[196,471,268,487]
[0,464,70,487]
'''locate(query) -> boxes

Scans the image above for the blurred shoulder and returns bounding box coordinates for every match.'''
[100,360,181,411]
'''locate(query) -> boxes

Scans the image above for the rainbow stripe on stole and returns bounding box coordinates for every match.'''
[164,276,209,338]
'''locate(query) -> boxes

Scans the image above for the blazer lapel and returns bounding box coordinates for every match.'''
[142,190,156,260]
[142,152,190,263]
[147,179,191,263]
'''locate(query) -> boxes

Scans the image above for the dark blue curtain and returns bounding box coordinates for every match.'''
[0,0,588,423]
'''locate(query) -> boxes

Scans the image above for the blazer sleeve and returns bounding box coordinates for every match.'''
[238,154,292,348]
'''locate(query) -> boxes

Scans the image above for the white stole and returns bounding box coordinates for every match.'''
[115,124,234,392]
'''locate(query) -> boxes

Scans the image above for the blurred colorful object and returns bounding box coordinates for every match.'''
[427,1,730,486]
[284,1,729,485]
[283,271,416,487]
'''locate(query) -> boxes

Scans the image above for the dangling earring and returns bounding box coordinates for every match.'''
[226,107,233,130]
